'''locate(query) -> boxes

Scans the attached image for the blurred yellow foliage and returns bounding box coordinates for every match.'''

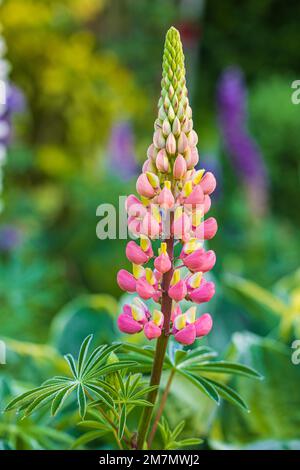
[1,0,146,169]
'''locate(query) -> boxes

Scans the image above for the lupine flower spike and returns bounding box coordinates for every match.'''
[0,27,25,212]
[117,27,217,345]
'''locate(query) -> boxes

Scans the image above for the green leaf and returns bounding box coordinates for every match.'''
[204,378,249,412]
[209,333,300,449]
[171,420,186,440]
[130,385,157,400]
[178,370,220,404]
[82,344,121,379]
[77,420,110,431]
[85,384,114,409]
[92,361,137,378]
[77,383,87,419]
[124,399,153,407]
[6,385,60,411]
[174,349,188,365]
[175,438,202,448]
[77,335,93,378]
[120,343,155,358]
[118,405,127,440]
[64,354,78,379]
[23,388,62,418]
[187,361,262,379]
[71,430,107,449]
[51,384,77,416]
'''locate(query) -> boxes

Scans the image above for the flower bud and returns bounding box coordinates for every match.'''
[166,133,176,155]
[173,154,187,179]
[156,149,169,173]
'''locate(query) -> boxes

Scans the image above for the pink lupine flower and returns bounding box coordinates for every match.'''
[118,313,144,334]
[116,27,217,348]
[168,270,187,301]
[189,279,215,304]
[154,243,171,274]
[184,185,205,205]
[174,323,196,345]
[172,307,213,345]
[117,299,150,334]
[181,247,216,273]
[136,173,155,198]
[118,303,144,334]
[126,241,149,265]
[144,309,164,340]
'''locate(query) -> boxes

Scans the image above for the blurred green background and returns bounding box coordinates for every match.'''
[0,0,300,450]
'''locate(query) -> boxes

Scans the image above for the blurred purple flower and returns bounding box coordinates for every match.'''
[0,83,26,146]
[0,224,22,252]
[108,120,138,180]
[217,67,268,215]
[217,67,267,186]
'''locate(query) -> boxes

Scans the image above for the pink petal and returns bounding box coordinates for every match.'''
[174,324,196,345]
[182,248,216,273]
[144,321,162,340]
[126,241,148,265]
[136,173,156,198]
[154,253,172,274]
[195,217,218,240]
[189,280,215,303]
[195,314,213,337]
[173,154,187,179]
[184,185,204,205]
[117,314,143,334]
[168,280,187,302]
[117,269,136,293]
[141,213,161,239]
[136,278,156,300]
[200,172,216,195]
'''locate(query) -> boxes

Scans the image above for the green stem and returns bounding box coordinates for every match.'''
[147,369,175,448]
[136,234,174,449]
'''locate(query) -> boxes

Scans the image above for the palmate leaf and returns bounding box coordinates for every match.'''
[158,417,202,450]
[6,336,137,420]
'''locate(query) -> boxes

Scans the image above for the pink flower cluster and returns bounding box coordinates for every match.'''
[116,26,217,345]
[116,168,217,345]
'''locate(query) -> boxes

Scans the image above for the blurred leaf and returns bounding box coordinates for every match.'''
[209,332,300,449]
[49,294,119,356]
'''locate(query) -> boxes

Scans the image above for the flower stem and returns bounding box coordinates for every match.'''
[136,234,174,449]
[147,368,175,448]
